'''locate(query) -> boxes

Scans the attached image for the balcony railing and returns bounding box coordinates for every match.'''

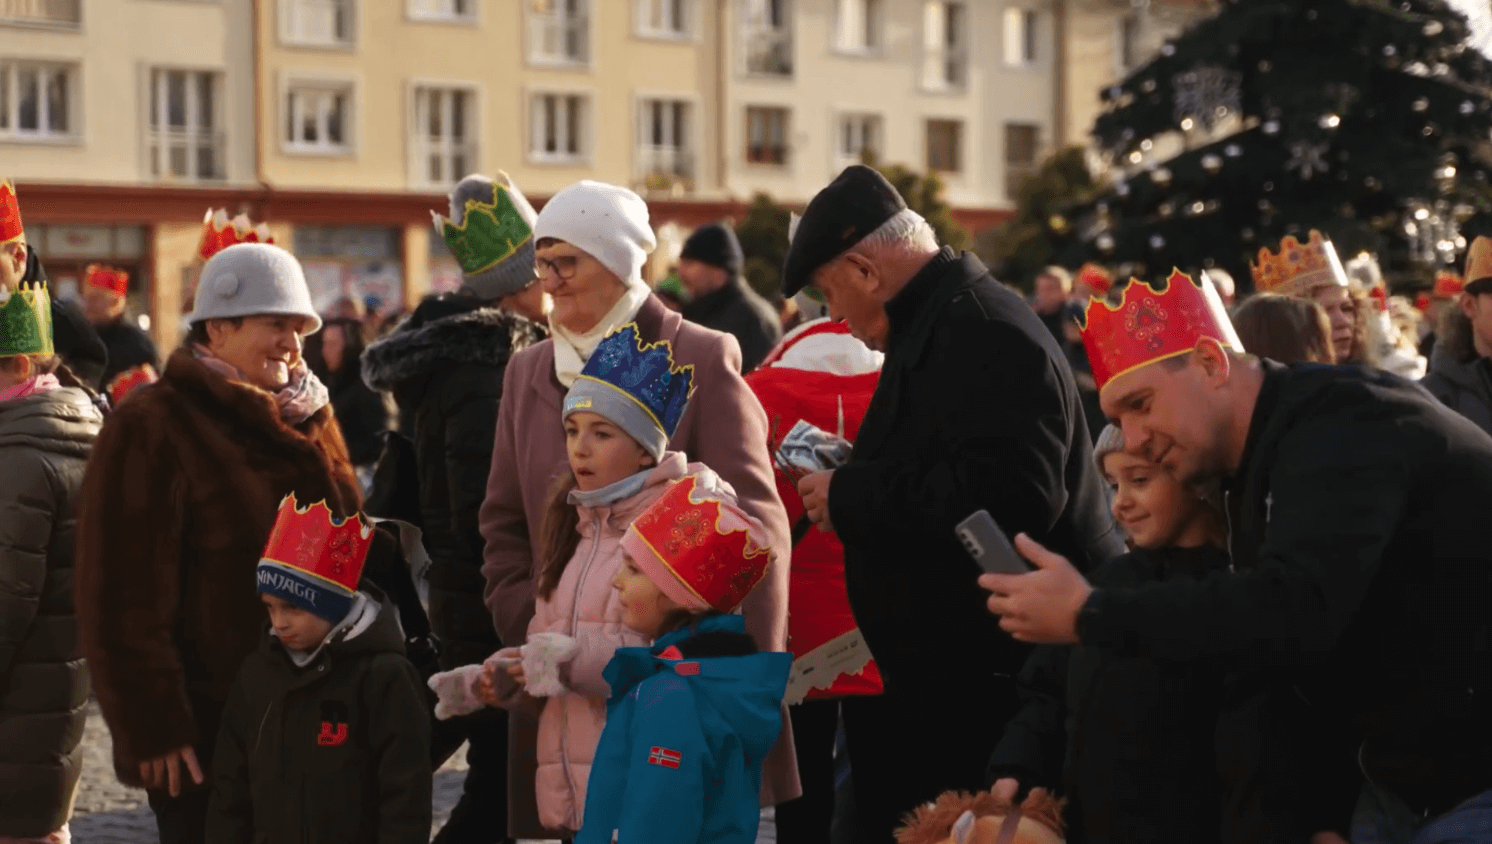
[149,129,228,183]
[0,0,81,30]
[745,29,792,76]
[638,146,694,181]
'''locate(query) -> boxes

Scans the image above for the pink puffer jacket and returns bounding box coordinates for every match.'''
[528,452,728,832]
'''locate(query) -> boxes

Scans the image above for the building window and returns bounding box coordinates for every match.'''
[408,0,473,22]
[0,61,76,142]
[0,0,81,30]
[530,93,588,164]
[746,106,789,166]
[1004,7,1038,66]
[834,0,881,53]
[284,84,351,154]
[743,0,792,77]
[922,1,967,89]
[280,0,356,47]
[637,0,690,38]
[147,69,225,182]
[926,119,961,173]
[638,98,692,180]
[1117,13,1140,71]
[412,86,476,187]
[1005,122,1040,197]
[837,113,881,166]
[529,0,589,65]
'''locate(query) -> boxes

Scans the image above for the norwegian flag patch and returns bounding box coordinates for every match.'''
[648,746,682,769]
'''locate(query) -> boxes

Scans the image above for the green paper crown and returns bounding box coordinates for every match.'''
[0,282,53,358]
[437,182,534,276]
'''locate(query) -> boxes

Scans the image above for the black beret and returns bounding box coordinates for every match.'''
[780,165,906,296]
[680,222,744,276]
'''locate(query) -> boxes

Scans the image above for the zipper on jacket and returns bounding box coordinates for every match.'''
[1223,489,1236,573]
[559,510,605,829]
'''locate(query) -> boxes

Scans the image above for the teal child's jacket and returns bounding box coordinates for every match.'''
[576,614,791,844]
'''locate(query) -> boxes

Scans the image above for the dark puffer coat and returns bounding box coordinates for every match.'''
[0,385,102,837]
[361,297,545,668]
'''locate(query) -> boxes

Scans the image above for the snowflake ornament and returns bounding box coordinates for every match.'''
[1171,65,1243,130]
[1287,141,1330,179]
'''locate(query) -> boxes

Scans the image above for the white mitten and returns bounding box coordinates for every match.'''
[521,632,579,698]
[427,664,486,721]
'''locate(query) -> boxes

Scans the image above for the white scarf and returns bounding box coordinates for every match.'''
[549,283,651,388]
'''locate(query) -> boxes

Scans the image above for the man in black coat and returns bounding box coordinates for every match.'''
[789,166,1123,843]
[986,282,1492,841]
[82,266,159,394]
[680,222,782,372]
[362,172,549,844]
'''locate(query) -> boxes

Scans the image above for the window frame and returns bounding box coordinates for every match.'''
[279,71,358,158]
[744,105,791,167]
[1003,6,1039,68]
[832,0,883,56]
[527,0,594,69]
[925,117,963,174]
[0,59,81,145]
[0,0,81,32]
[406,0,478,25]
[834,111,882,169]
[740,0,794,78]
[143,66,227,183]
[1003,121,1041,199]
[634,0,696,41]
[921,0,969,91]
[407,80,481,190]
[526,88,593,166]
[278,0,358,50]
[635,93,697,184]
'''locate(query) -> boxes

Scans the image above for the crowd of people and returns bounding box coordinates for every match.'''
[1,160,1491,844]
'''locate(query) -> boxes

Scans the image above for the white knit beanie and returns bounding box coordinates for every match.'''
[187,243,323,333]
[535,181,656,287]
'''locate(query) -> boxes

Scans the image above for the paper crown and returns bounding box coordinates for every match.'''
[433,177,535,276]
[0,181,21,245]
[573,323,694,440]
[1077,262,1114,295]
[1435,270,1466,298]
[198,208,274,263]
[1415,292,1432,312]
[0,282,54,358]
[1079,269,1243,392]
[1250,230,1349,297]
[623,475,771,614]
[107,363,158,406]
[257,494,374,621]
[1463,236,1492,289]
[85,264,130,297]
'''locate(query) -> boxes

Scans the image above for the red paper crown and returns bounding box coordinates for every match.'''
[107,363,157,405]
[1415,292,1432,312]
[260,494,374,594]
[0,181,23,245]
[1434,270,1466,299]
[1077,262,1114,296]
[85,264,130,297]
[1080,269,1243,393]
[198,208,274,262]
[626,475,771,613]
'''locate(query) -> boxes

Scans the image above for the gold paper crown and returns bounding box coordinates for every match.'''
[1250,230,1349,297]
[0,281,54,357]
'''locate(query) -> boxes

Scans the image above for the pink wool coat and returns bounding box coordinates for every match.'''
[479,294,798,837]
[529,453,704,833]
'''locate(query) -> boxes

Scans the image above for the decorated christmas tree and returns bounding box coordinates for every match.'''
[1068,0,1492,291]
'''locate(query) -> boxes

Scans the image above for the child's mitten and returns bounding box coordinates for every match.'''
[521,632,579,698]
[427,664,486,721]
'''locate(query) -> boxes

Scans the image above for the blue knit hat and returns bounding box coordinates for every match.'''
[562,324,694,459]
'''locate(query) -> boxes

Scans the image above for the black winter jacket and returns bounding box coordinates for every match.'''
[988,546,1229,844]
[1081,361,1492,826]
[1420,323,1492,437]
[326,366,393,468]
[828,249,1124,685]
[682,277,781,373]
[96,317,160,392]
[207,589,432,844]
[362,296,545,668]
[0,387,101,838]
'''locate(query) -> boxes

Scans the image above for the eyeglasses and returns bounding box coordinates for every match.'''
[536,255,580,281]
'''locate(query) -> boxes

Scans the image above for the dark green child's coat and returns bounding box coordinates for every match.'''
[207,589,432,844]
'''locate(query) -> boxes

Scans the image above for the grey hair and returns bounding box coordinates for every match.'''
[851,208,940,256]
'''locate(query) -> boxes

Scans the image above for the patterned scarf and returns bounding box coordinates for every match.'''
[0,372,61,404]
[192,345,330,425]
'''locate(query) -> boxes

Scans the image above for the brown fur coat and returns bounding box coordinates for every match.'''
[75,348,361,786]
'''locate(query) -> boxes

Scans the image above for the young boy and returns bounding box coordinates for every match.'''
[207,495,432,844]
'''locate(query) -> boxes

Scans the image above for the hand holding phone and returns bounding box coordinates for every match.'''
[955,510,1033,575]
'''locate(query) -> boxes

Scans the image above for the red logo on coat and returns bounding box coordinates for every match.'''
[317,700,350,747]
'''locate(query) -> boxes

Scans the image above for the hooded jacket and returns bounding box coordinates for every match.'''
[575,614,791,844]
[363,297,545,669]
[0,386,102,838]
[207,588,432,844]
[1420,311,1492,437]
[525,453,712,832]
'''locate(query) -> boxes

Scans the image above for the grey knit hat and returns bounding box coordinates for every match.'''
[435,172,539,301]
[1093,424,1126,477]
[186,243,322,333]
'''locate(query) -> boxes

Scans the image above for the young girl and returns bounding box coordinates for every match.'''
[986,424,1231,844]
[487,323,701,835]
[576,473,790,844]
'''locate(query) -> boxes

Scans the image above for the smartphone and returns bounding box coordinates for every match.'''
[955,510,1032,575]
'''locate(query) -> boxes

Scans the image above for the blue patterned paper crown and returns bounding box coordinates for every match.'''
[576,323,695,440]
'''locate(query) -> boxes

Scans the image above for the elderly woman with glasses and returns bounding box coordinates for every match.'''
[476,180,799,839]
